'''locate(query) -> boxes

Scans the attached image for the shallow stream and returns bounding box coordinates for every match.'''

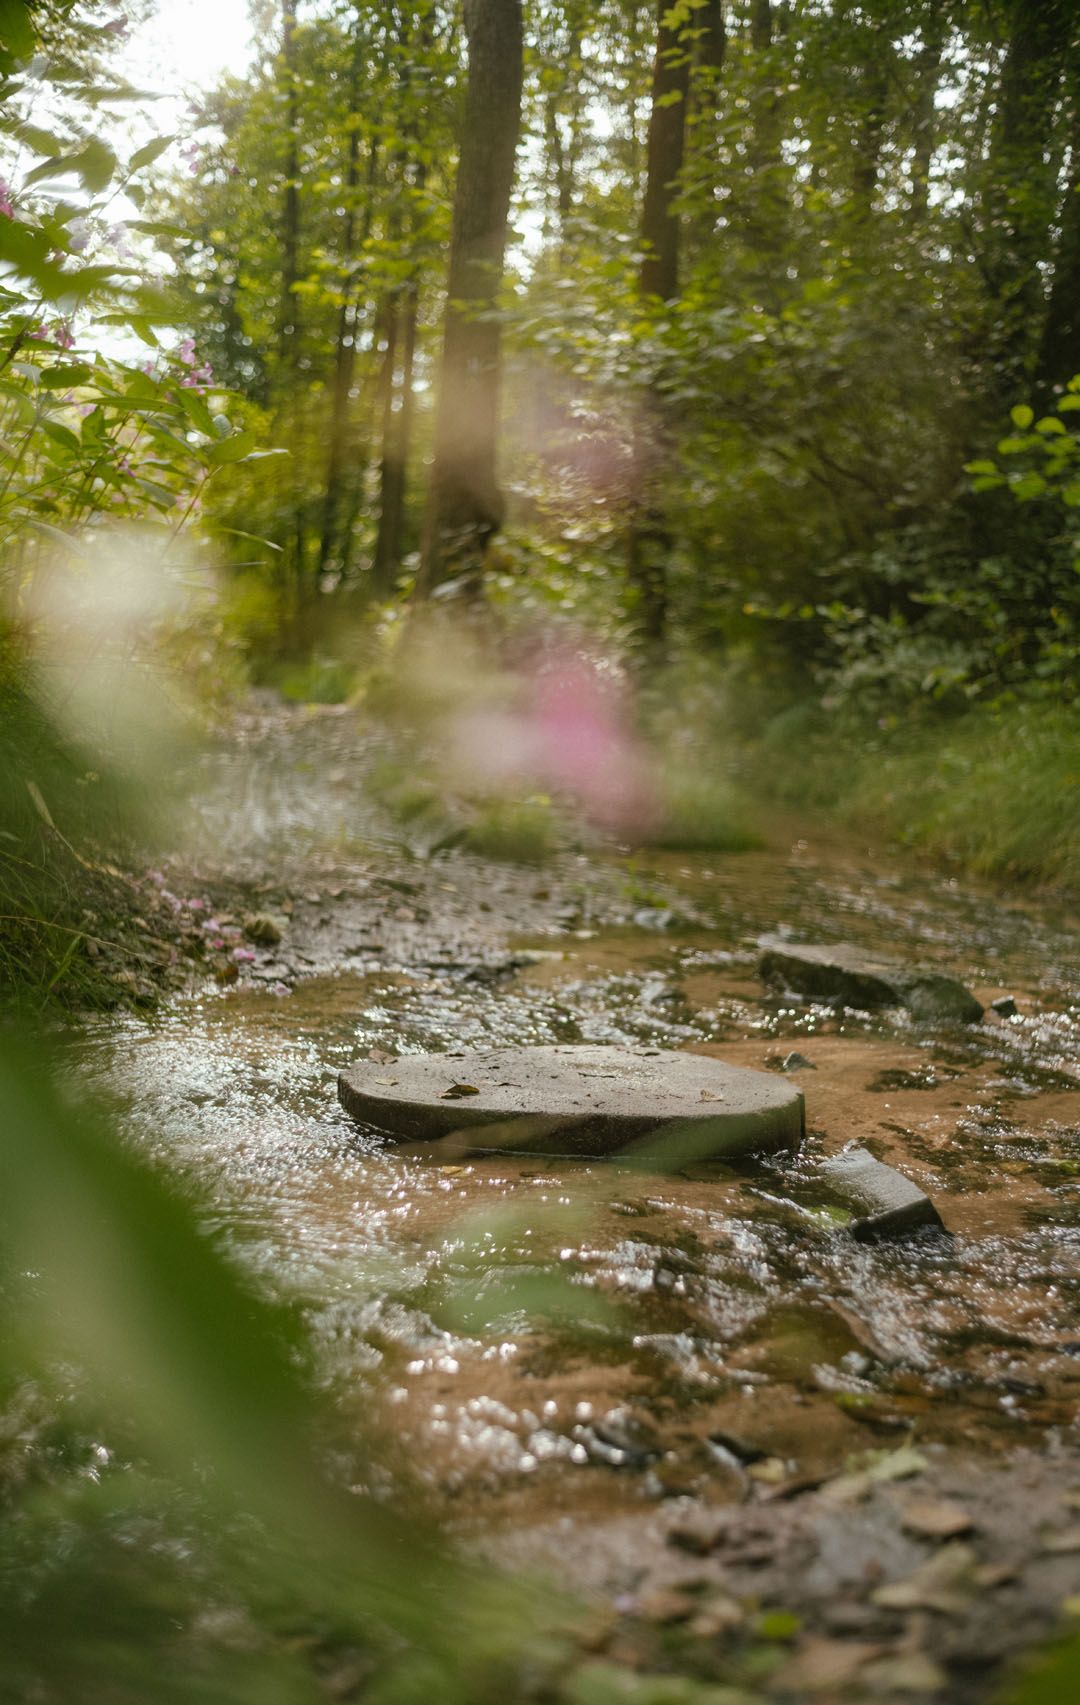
[74,707,1080,1537]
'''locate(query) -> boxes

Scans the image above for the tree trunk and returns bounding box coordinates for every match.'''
[278,1,300,376]
[1036,91,1080,397]
[626,2,706,654]
[317,102,379,580]
[416,0,524,598]
[277,0,304,632]
[639,0,693,303]
[374,162,426,595]
[984,0,1072,388]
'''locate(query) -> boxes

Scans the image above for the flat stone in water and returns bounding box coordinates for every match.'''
[338,1044,804,1158]
[818,1146,945,1240]
[758,937,983,1024]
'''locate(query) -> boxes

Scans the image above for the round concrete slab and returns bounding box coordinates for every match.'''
[338,1044,804,1159]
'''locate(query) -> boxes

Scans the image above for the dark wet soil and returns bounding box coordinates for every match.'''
[74,702,1080,1702]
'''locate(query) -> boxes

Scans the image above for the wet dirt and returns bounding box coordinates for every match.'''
[73,703,1080,1701]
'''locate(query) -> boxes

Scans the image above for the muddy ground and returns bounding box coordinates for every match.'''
[73,702,1080,1703]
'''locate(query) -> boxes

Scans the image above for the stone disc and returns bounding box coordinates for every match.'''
[338,1044,804,1159]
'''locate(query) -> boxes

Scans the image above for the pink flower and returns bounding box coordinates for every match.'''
[451,639,657,833]
[233,947,256,963]
[0,180,13,218]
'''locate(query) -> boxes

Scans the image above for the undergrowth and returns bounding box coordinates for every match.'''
[754,698,1080,889]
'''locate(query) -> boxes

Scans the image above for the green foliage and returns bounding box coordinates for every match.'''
[748,695,1080,890]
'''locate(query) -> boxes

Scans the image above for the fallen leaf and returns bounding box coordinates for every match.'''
[901,1498,975,1541]
[372,1077,399,1086]
[440,1083,482,1099]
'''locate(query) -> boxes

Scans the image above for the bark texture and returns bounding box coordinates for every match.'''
[417,0,524,596]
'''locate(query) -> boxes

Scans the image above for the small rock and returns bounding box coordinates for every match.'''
[758,937,983,1024]
[991,996,1019,1018]
[871,1541,976,1614]
[901,1498,975,1541]
[773,1635,885,1694]
[633,907,675,931]
[973,1562,1017,1589]
[668,1518,723,1556]
[688,1594,745,1639]
[747,1456,789,1485]
[635,1587,698,1625]
[1042,1527,1080,1555]
[817,1148,945,1240]
[243,912,284,946]
[708,1429,768,1465]
[861,1651,948,1695]
[782,1051,817,1072]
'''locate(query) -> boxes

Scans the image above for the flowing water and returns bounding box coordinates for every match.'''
[73,706,1080,1539]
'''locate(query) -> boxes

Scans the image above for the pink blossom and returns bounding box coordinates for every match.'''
[232,947,256,964]
[451,640,657,833]
[0,180,13,218]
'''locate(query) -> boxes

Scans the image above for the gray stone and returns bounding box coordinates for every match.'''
[338,1043,804,1159]
[758,937,983,1024]
[817,1146,945,1240]
[782,1051,817,1072]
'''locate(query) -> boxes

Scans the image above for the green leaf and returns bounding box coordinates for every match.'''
[177,387,216,435]
[1057,395,1080,412]
[1035,416,1066,435]
[40,419,80,453]
[1010,404,1035,429]
[214,525,283,553]
[129,135,175,172]
[1010,472,1047,501]
[206,431,257,465]
[964,460,999,476]
[39,364,92,389]
[0,0,35,57]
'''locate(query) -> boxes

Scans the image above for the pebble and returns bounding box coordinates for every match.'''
[901,1498,976,1541]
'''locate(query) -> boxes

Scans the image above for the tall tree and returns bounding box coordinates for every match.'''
[1036,78,1080,395]
[628,0,725,652]
[983,0,1073,389]
[317,25,378,581]
[416,0,524,597]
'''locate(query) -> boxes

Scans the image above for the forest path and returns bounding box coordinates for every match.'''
[77,699,1080,1703]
